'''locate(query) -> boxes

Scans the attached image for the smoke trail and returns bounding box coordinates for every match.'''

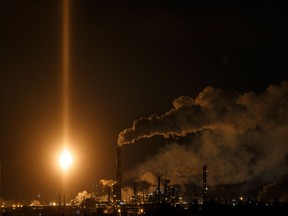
[119,81,288,200]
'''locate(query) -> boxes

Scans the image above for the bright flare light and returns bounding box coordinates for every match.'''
[59,150,73,171]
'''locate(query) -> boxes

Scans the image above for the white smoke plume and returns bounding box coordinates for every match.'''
[100,179,115,187]
[119,81,288,201]
[73,190,92,206]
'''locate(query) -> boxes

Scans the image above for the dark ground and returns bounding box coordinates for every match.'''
[2,201,288,216]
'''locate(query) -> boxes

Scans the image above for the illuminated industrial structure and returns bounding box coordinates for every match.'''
[115,146,122,202]
[2,141,285,216]
[203,164,208,203]
[2,161,288,216]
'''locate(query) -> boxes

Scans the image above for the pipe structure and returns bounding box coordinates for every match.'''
[115,146,122,201]
[107,186,111,204]
[157,176,161,203]
[0,163,1,199]
[203,164,208,203]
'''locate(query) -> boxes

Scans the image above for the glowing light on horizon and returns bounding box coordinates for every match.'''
[59,150,73,171]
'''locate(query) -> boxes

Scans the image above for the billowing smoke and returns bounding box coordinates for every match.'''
[100,179,115,187]
[258,156,288,202]
[119,81,288,201]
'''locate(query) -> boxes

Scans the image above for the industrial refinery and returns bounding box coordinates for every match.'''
[1,146,288,216]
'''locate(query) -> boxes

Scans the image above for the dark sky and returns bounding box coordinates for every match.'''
[1,0,288,203]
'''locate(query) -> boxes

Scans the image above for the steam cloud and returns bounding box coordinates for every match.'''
[118,81,288,201]
[100,179,115,187]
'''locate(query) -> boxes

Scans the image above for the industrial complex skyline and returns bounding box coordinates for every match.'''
[0,0,288,205]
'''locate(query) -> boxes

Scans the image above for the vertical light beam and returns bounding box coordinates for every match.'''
[59,0,71,206]
[62,0,70,148]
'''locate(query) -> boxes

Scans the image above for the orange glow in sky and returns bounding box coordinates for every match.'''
[59,149,73,171]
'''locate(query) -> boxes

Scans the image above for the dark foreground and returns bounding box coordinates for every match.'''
[2,202,288,216]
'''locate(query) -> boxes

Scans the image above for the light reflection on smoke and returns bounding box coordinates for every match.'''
[119,81,288,201]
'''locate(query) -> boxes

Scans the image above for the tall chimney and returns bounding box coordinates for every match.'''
[58,194,61,206]
[193,184,198,204]
[157,176,161,203]
[107,186,111,204]
[115,145,122,201]
[203,164,208,203]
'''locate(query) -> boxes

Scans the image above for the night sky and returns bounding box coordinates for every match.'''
[1,0,288,203]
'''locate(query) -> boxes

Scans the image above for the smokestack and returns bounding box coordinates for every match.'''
[157,176,161,203]
[171,187,176,205]
[0,163,2,199]
[107,186,111,203]
[133,182,137,197]
[163,179,170,203]
[115,145,122,201]
[203,164,208,203]
[193,184,198,204]
[58,194,61,206]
